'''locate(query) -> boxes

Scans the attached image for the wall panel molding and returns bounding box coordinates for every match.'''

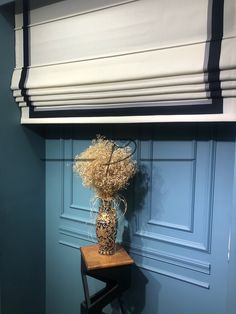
[133,139,215,253]
[134,230,207,251]
[59,226,96,244]
[147,220,193,232]
[60,213,95,226]
[54,135,217,290]
[125,242,211,275]
[58,139,96,245]
[135,262,210,289]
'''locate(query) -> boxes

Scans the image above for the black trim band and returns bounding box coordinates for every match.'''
[19,0,31,108]
[29,101,222,118]
[206,0,224,113]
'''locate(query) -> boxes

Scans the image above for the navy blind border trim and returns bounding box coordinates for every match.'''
[18,0,32,110]
[207,0,224,114]
[19,0,224,119]
[30,102,220,118]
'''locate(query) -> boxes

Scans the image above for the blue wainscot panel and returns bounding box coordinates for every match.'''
[46,126,236,314]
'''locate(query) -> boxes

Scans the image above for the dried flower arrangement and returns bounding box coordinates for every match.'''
[73,136,137,201]
[73,136,137,255]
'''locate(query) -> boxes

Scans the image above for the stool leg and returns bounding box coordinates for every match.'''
[118,297,125,314]
[81,256,91,310]
[81,273,91,308]
[80,302,87,314]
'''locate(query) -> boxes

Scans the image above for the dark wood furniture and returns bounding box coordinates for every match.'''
[80,244,134,314]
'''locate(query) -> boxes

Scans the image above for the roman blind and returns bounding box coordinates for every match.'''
[11,0,236,123]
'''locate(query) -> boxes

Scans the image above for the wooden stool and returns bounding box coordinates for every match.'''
[80,244,134,314]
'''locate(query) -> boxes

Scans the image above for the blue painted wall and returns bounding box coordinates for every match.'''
[45,124,236,314]
[0,1,14,5]
[0,3,45,314]
[0,2,236,314]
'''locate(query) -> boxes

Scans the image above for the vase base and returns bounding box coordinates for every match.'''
[98,247,115,255]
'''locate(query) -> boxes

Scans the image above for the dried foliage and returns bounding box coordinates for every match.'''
[73,136,137,200]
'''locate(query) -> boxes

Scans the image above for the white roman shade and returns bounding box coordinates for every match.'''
[11,0,236,123]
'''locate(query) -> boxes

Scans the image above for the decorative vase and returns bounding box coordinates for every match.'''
[96,200,118,255]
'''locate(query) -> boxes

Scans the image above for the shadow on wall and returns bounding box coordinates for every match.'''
[115,162,150,243]
[109,164,153,313]
[109,264,149,314]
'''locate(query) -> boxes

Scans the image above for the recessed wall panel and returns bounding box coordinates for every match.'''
[149,160,194,231]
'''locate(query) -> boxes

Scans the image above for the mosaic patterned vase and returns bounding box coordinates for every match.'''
[96,200,118,255]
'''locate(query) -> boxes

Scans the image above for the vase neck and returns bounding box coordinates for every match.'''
[101,199,112,209]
